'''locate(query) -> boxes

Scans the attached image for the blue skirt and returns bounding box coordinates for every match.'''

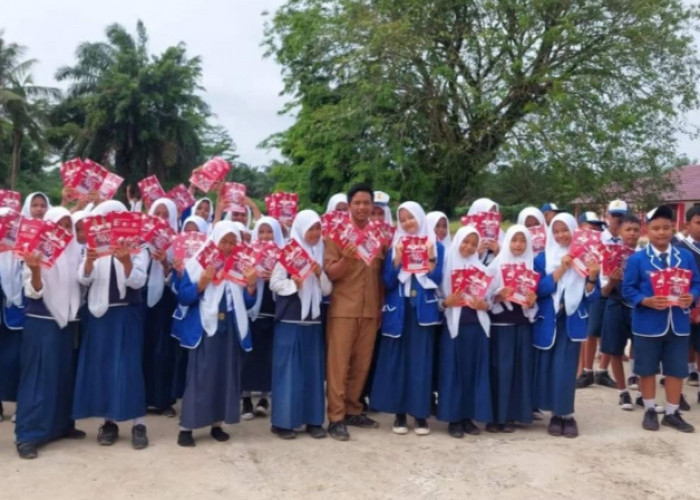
[15,317,76,444]
[271,322,325,429]
[171,345,189,400]
[437,323,492,423]
[490,324,533,424]
[370,305,434,418]
[0,322,21,402]
[242,316,274,393]
[532,313,580,416]
[143,289,178,409]
[73,305,146,422]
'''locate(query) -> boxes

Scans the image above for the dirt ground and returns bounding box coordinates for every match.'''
[1,380,699,500]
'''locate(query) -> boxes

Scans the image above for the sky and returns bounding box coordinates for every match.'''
[2,0,699,167]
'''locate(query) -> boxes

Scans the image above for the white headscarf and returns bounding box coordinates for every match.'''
[467,197,499,216]
[426,211,452,249]
[248,216,285,321]
[441,226,490,338]
[0,207,23,308]
[393,201,438,295]
[185,221,250,346]
[146,198,178,308]
[545,213,585,315]
[36,207,81,328]
[517,207,546,228]
[192,198,213,233]
[181,215,208,234]
[290,210,324,321]
[325,193,348,214]
[21,192,51,219]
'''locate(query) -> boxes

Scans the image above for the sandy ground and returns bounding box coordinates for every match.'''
[1,381,700,500]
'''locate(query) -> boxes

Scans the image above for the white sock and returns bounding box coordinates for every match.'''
[619,389,629,395]
[689,362,697,373]
[179,426,191,432]
[665,403,679,415]
[133,417,146,426]
[629,359,635,373]
[643,399,656,411]
[583,368,593,374]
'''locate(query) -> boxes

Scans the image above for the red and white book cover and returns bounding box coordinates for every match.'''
[473,211,502,241]
[72,159,109,196]
[321,210,349,237]
[0,210,21,252]
[371,220,395,247]
[252,241,282,275]
[501,263,539,306]
[99,171,124,200]
[401,235,430,274]
[665,268,692,307]
[330,222,365,250]
[650,270,667,299]
[196,240,227,284]
[172,232,207,261]
[140,214,166,244]
[189,157,231,192]
[221,182,247,214]
[601,245,636,275]
[225,244,259,286]
[451,267,493,307]
[14,217,46,256]
[528,225,546,254]
[137,175,166,210]
[189,170,217,193]
[149,224,177,253]
[280,239,313,280]
[357,224,383,265]
[83,215,112,257]
[569,228,604,277]
[0,190,21,212]
[267,192,298,225]
[60,158,83,185]
[165,184,196,213]
[35,223,73,269]
[108,212,143,254]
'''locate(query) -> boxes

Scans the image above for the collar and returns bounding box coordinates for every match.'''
[645,244,681,270]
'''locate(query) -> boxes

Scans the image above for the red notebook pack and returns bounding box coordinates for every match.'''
[107,212,143,254]
[252,241,282,275]
[266,192,298,225]
[528,225,546,254]
[137,175,167,210]
[165,184,196,213]
[224,244,259,286]
[35,223,73,269]
[650,267,692,307]
[221,182,247,214]
[451,267,493,307]
[0,190,21,212]
[569,228,604,277]
[0,210,21,252]
[401,235,430,274]
[189,157,231,193]
[83,215,112,257]
[196,240,227,284]
[172,232,207,261]
[501,263,540,307]
[279,239,313,280]
[14,217,45,257]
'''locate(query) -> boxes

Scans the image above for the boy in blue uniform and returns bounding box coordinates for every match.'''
[622,205,700,432]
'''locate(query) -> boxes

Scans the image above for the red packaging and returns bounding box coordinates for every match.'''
[83,215,112,257]
[35,223,73,269]
[107,212,143,254]
[501,263,539,306]
[321,210,349,236]
[225,244,259,286]
[172,232,207,261]
[266,192,298,225]
[137,175,167,210]
[371,220,395,246]
[60,158,83,185]
[330,222,365,250]
[569,228,604,277]
[666,268,692,307]
[253,241,282,274]
[0,190,21,212]
[528,225,546,254]
[279,239,313,280]
[357,224,383,265]
[14,217,46,256]
[189,157,231,193]
[451,267,493,307]
[189,170,218,193]
[99,171,124,200]
[71,159,109,196]
[196,240,227,284]
[401,235,430,274]
[140,214,166,244]
[475,211,502,241]
[0,210,21,252]
[601,245,636,275]
[221,182,247,214]
[165,184,196,213]
[149,224,177,253]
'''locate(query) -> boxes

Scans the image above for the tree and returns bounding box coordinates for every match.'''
[263,0,700,213]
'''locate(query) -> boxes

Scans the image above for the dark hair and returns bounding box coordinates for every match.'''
[620,214,641,226]
[347,183,374,203]
[686,205,700,223]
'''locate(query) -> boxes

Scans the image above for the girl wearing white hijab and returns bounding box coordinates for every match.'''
[517,207,547,256]
[426,211,452,249]
[467,197,502,265]
[21,192,51,220]
[181,215,208,234]
[241,216,285,420]
[485,225,538,433]
[173,221,257,447]
[370,201,444,436]
[436,226,492,438]
[192,198,213,233]
[73,200,150,450]
[15,207,85,459]
[325,193,348,214]
[532,213,600,439]
[269,210,331,439]
[143,198,180,418]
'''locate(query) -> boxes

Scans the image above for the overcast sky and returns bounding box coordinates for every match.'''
[2,0,699,167]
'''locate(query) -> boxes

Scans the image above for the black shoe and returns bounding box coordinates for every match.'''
[64,427,87,439]
[392,414,408,435]
[131,424,149,450]
[485,423,499,433]
[500,422,516,433]
[327,421,350,441]
[619,391,634,411]
[661,410,695,433]
[547,416,563,436]
[161,406,176,418]
[562,417,579,438]
[210,426,230,442]
[680,394,691,412]
[628,375,639,390]
[344,413,379,428]
[642,408,659,431]
[241,397,254,421]
[447,422,464,438]
[305,425,327,439]
[660,377,666,386]
[576,371,594,389]
[177,430,195,447]
[688,372,699,387]
[255,398,270,417]
[271,425,296,440]
[414,418,430,436]
[16,442,38,460]
[594,370,617,388]
[461,418,481,435]
[97,421,119,446]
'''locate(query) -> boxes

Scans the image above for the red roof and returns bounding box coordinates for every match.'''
[665,164,700,201]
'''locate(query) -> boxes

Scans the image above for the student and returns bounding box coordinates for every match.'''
[268,210,331,439]
[622,205,700,433]
[192,198,214,233]
[533,213,600,438]
[21,192,51,220]
[539,203,564,226]
[370,201,444,436]
[241,216,285,420]
[371,191,393,225]
[15,207,85,459]
[172,221,256,447]
[466,198,502,265]
[73,200,150,450]
[437,226,491,438]
[487,225,538,432]
[517,207,546,232]
[325,193,348,213]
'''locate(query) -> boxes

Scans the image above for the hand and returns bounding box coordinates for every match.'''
[678,293,695,309]
[496,287,513,303]
[587,259,600,278]
[243,266,258,287]
[292,275,304,290]
[560,254,573,270]
[188,184,196,196]
[610,268,623,282]
[477,241,489,255]
[198,266,215,289]
[643,296,669,310]
[61,186,77,205]
[311,261,322,277]
[212,180,224,193]
[342,243,358,259]
[525,291,537,308]
[24,251,41,271]
[259,269,272,281]
[152,249,167,263]
[172,257,185,277]
[393,242,404,267]
[87,189,101,205]
[485,240,499,254]
[113,245,131,264]
[468,297,489,311]
[85,248,98,265]
[443,292,463,308]
[427,241,435,260]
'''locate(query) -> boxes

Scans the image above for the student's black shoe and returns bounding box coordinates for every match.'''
[688,372,699,387]
[131,424,149,450]
[461,419,481,435]
[680,394,691,412]
[327,421,350,441]
[447,422,464,438]
[500,422,516,433]
[161,406,177,418]
[391,414,408,435]
[210,426,230,442]
[576,371,594,389]
[16,442,38,460]
[619,392,634,411]
[64,428,87,439]
[177,430,195,447]
[661,411,695,433]
[414,418,430,436]
[547,416,563,436]
[642,408,659,431]
[305,425,327,439]
[97,421,119,445]
[485,423,499,433]
[627,375,639,390]
[271,426,296,440]
[562,418,579,438]
[241,397,254,421]
[255,398,270,417]
[659,376,666,386]
[594,370,617,388]
[344,413,379,428]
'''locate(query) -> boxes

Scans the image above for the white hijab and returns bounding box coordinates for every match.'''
[467,197,504,258]
[393,201,438,295]
[426,211,452,249]
[0,207,23,308]
[185,221,250,345]
[325,193,348,214]
[248,216,285,321]
[290,210,324,321]
[192,198,213,233]
[441,226,490,338]
[21,192,51,219]
[146,198,178,308]
[517,207,546,228]
[38,207,81,328]
[545,213,585,315]
[181,215,209,234]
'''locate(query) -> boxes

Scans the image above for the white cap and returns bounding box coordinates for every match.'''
[373,191,390,205]
[607,199,628,215]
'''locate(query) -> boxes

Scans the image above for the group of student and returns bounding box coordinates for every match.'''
[1,182,699,460]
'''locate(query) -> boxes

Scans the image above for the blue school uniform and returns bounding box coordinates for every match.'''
[600,267,635,356]
[242,282,275,394]
[370,244,444,418]
[0,287,23,403]
[675,239,700,352]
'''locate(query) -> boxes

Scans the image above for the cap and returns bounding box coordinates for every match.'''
[540,202,563,213]
[607,199,628,215]
[645,205,674,223]
[578,211,605,226]
[374,191,390,206]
